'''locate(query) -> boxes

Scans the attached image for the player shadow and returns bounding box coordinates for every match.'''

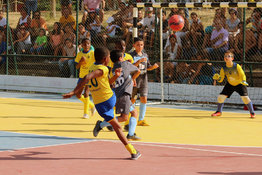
[0,135,88,140]
[146,115,214,119]
[3,129,93,133]
[0,116,85,119]
[22,123,95,126]
[198,172,262,175]
[0,151,129,161]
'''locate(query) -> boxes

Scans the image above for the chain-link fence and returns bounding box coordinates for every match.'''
[0,0,261,88]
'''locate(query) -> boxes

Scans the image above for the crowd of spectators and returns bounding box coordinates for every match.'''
[0,0,261,84]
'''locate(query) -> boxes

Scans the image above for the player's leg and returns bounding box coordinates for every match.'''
[237,84,255,118]
[127,105,141,140]
[138,95,149,126]
[82,86,90,118]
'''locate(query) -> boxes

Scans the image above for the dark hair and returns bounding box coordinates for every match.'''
[229,8,237,15]
[191,12,197,16]
[52,22,62,35]
[33,10,41,18]
[225,50,234,57]
[65,38,72,44]
[110,50,123,63]
[134,37,143,43]
[238,21,244,28]
[39,28,46,35]
[94,47,109,63]
[81,38,91,44]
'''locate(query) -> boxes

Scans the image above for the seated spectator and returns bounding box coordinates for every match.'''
[13,24,32,54]
[60,0,72,14]
[78,22,90,44]
[213,8,227,29]
[234,22,257,61]
[187,52,215,85]
[202,26,213,49]
[111,2,127,28]
[246,8,262,39]
[30,11,47,41]
[259,30,262,55]
[204,19,229,60]
[83,0,105,24]
[168,8,179,19]
[25,0,38,17]
[0,10,7,28]
[30,28,47,55]
[0,34,7,67]
[84,9,101,40]
[59,7,76,30]
[49,22,64,58]
[102,16,120,46]
[187,12,204,50]
[122,2,133,47]
[226,8,240,49]
[16,6,31,30]
[59,38,76,78]
[62,23,76,45]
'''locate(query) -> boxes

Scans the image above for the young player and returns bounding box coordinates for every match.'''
[75,38,95,119]
[212,51,255,118]
[63,47,141,160]
[115,39,134,63]
[130,37,159,126]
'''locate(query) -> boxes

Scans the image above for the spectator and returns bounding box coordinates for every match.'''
[188,12,204,50]
[168,8,179,19]
[102,17,120,46]
[13,24,32,54]
[112,2,127,28]
[226,8,240,49]
[62,23,76,47]
[25,0,38,17]
[49,22,64,58]
[234,22,257,61]
[84,9,101,40]
[122,2,133,47]
[202,26,213,49]
[246,8,262,39]
[59,7,76,30]
[30,11,47,41]
[259,28,262,55]
[30,28,47,55]
[78,22,90,44]
[83,0,105,24]
[0,10,6,28]
[16,6,31,30]
[59,38,76,78]
[213,8,226,28]
[175,9,189,46]
[0,34,7,67]
[204,20,229,60]
[60,0,72,14]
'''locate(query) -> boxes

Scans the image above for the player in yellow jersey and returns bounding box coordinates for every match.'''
[212,51,255,118]
[63,47,141,160]
[75,38,95,119]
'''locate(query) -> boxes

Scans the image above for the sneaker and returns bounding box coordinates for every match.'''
[127,133,141,141]
[90,107,96,116]
[106,125,114,131]
[124,124,129,132]
[93,120,102,137]
[137,120,150,126]
[83,114,89,119]
[250,113,255,119]
[131,151,141,160]
[211,111,222,117]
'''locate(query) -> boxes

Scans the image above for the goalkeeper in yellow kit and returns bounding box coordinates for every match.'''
[212,51,255,118]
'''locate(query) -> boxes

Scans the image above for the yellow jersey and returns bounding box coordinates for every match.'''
[108,53,134,69]
[219,63,246,86]
[75,50,95,78]
[88,63,114,104]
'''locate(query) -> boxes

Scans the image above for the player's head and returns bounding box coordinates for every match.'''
[95,47,110,65]
[81,38,91,52]
[133,37,144,53]
[115,39,126,53]
[110,50,123,63]
[224,50,234,62]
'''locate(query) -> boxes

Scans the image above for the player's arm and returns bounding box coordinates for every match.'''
[63,69,103,99]
[218,68,225,83]
[147,63,159,71]
[237,64,248,85]
[109,68,122,85]
[134,57,147,67]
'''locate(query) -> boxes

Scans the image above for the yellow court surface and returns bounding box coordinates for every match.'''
[1,97,262,147]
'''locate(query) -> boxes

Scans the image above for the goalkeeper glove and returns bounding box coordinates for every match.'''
[213,73,221,81]
[241,81,249,86]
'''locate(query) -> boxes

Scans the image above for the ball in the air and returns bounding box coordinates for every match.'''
[168,15,185,31]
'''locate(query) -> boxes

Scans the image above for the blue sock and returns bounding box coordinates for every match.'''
[139,103,147,121]
[217,103,224,112]
[128,117,137,136]
[100,120,111,128]
[246,102,255,114]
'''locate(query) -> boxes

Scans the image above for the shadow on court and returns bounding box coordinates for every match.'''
[199,172,262,175]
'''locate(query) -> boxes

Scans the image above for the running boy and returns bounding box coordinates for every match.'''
[130,37,159,126]
[63,47,141,160]
[212,51,255,118]
[75,38,95,119]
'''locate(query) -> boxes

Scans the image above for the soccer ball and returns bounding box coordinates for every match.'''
[168,15,184,32]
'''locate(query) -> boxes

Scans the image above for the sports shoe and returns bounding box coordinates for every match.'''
[93,120,102,137]
[90,107,96,116]
[106,125,114,131]
[127,133,141,141]
[131,151,141,160]
[211,111,222,117]
[250,113,255,119]
[124,124,129,132]
[83,114,89,119]
[137,120,150,126]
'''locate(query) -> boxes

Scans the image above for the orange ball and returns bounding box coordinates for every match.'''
[168,15,185,32]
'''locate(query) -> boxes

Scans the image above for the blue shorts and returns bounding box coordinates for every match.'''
[95,94,116,122]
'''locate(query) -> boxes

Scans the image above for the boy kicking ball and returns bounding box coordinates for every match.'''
[212,51,255,118]
[63,47,141,160]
